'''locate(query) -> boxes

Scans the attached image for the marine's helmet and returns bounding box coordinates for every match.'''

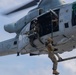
[47,37,53,44]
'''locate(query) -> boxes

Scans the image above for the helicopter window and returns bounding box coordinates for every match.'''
[65,23,69,28]
[37,9,60,37]
[25,22,26,25]
[72,3,76,26]
[39,8,43,15]
[14,41,17,45]
[66,9,69,12]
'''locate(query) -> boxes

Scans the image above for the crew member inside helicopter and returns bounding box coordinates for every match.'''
[28,19,43,48]
[45,37,62,74]
[28,20,37,47]
[34,19,44,44]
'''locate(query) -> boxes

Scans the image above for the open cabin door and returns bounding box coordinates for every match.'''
[29,8,60,48]
[36,9,60,41]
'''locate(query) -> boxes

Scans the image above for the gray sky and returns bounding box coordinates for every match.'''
[0,0,76,75]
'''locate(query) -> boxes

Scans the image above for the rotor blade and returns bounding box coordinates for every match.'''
[35,0,40,2]
[4,0,40,15]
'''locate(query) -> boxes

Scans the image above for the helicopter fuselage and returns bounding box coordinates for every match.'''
[0,2,76,56]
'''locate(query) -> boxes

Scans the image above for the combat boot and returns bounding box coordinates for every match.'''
[53,70,59,74]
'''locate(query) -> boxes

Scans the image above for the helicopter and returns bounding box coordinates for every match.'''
[0,0,76,62]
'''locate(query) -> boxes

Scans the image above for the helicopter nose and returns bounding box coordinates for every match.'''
[4,24,15,33]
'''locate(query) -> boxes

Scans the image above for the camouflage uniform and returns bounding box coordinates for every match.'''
[45,38,59,74]
[34,21,43,44]
[28,22,37,47]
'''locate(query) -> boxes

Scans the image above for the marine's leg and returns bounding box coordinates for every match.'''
[37,33,44,44]
[55,53,62,61]
[48,51,59,74]
[48,52,57,70]
[29,37,37,47]
[54,48,62,61]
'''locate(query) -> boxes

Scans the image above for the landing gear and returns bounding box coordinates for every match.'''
[53,73,59,75]
[17,52,20,56]
[58,56,76,62]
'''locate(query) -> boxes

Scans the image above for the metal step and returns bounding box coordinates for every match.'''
[58,56,76,62]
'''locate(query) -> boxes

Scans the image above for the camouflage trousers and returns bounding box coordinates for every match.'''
[48,51,58,70]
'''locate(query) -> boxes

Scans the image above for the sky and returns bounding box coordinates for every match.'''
[0,0,76,75]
